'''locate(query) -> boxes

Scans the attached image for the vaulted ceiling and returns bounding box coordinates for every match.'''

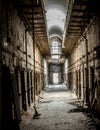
[14,0,98,63]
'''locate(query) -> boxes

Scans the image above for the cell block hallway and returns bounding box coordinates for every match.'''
[0,0,100,130]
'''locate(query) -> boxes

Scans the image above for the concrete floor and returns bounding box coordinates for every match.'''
[20,85,99,130]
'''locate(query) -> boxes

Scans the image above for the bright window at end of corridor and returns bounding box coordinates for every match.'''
[53,73,59,84]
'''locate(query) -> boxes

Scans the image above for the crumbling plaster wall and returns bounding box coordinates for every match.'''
[66,16,100,114]
[0,3,34,70]
[0,2,46,128]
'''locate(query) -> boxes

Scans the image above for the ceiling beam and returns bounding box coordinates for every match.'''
[73,8,88,12]
[26,17,44,20]
[16,4,41,9]
[71,15,88,19]
[23,11,42,15]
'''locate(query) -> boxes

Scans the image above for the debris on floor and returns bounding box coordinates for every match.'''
[20,85,100,130]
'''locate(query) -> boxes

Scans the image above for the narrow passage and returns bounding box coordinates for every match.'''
[20,85,97,130]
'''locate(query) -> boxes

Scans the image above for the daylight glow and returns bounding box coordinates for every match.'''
[51,55,60,59]
[46,9,66,31]
[45,3,67,62]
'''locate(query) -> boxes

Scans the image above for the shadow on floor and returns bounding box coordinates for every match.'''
[68,106,87,113]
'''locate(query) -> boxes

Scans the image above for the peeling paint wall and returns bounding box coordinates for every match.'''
[65,16,100,115]
[0,1,47,129]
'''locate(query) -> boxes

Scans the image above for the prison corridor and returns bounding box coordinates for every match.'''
[20,85,98,130]
[0,0,100,130]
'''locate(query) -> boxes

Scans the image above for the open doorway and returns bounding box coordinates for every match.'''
[53,73,59,84]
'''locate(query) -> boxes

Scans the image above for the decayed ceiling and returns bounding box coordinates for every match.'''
[14,0,98,63]
[63,0,98,56]
[15,0,50,57]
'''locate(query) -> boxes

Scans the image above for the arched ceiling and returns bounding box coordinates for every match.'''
[43,0,69,63]
[14,0,98,64]
[44,0,68,43]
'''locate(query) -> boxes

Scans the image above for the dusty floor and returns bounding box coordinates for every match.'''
[20,85,100,130]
